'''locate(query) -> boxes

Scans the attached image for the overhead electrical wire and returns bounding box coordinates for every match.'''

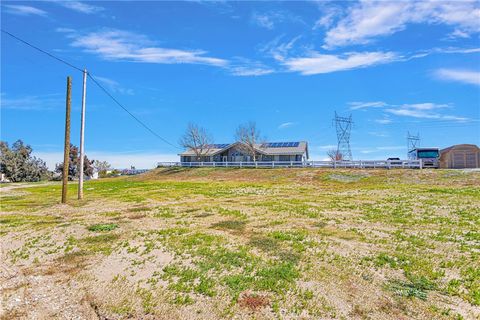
[2,29,84,72]
[3,29,478,147]
[87,73,180,149]
[1,28,181,150]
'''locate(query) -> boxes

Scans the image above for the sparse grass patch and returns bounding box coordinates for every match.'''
[87,223,118,232]
[269,230,306,242]
[255,261,299,293]
[80,233,120,255]
[216,207,247,219]
[249,235,280,252]
[210,220,246,232]
[0,214,61,231]
[386,279,429,300]
[154,207,175,218]
[128,206,152,212]
[1,168,479,318]
[326,172,369,183]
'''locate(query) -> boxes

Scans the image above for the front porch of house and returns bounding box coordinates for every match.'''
[180,153,304,163]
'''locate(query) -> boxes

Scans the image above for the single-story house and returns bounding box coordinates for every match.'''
[179,141,309,162]
[439,144,480,169]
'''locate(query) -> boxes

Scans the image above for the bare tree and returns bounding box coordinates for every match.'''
[93,160,111,174]
[235,121,264,161]
[179,123,212,161]
[327,149,343,161]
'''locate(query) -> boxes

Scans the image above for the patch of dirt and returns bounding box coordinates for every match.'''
[90,240,173,285]
[0,263,98,319]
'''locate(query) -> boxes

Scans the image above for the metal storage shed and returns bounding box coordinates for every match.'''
[439,144,480,169]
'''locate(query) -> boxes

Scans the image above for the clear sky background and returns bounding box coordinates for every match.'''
[1,0,479,168]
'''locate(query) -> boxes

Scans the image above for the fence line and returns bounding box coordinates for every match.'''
[156,160,423,169]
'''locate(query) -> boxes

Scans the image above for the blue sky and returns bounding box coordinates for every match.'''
[1,0,479,168]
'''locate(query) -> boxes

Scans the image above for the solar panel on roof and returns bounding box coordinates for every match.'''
[262,142,300,148]
[208,143,229,148]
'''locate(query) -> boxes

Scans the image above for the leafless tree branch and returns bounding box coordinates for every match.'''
[327,149,343,161]
[235,121,265,161]
[179,123,212,161]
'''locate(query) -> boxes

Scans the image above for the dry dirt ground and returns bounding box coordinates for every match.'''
[1,168,479,319]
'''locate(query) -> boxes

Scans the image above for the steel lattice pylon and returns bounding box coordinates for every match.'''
[407,131,420,154]
[334,112,353,161]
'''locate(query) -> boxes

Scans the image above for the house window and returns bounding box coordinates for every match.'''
[279,155,290,161]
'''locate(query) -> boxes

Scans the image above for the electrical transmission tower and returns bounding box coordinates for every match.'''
[407,131,420,152]
[334,112,354,161]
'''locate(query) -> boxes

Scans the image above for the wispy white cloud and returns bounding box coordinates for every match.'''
[251,12,276,30]
[323,1,480,48]
[229,66,274,76]
[386,103,467,121]
[434,68,480,86]
[385,107,468,121]
[3,4,47,17]
[264,32,480,75]
[251,10,303,30]
[48,0,104,14]
[351,101,469,122]
[0,93,62,111]
[349,101,387,110]
[409,47,480,59]
[447,29,471,39]
[313,5,342,30]
[189,0,234,15]
[374,118,393,124]
[69,29,228,67]
[64,28,275,76]
[59,1,103,14]
[283,51,398,75]
[228,58,274,76]
[94,76,134,95]
[278,122,297,129]
[259,35,304,62]
[56,27,76,33]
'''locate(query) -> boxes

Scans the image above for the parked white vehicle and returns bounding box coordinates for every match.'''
[408,148,440,168]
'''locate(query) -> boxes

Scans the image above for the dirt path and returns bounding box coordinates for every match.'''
[0,182,56,194]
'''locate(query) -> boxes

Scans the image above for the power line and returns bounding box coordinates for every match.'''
[2,29,84,72]
[2,28,181,150]
[87,73,181,150]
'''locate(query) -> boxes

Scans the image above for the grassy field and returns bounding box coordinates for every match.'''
[1,168,479,319]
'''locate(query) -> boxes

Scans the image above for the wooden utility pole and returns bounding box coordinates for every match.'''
[78,69,87,199]
[62,76,72,204]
